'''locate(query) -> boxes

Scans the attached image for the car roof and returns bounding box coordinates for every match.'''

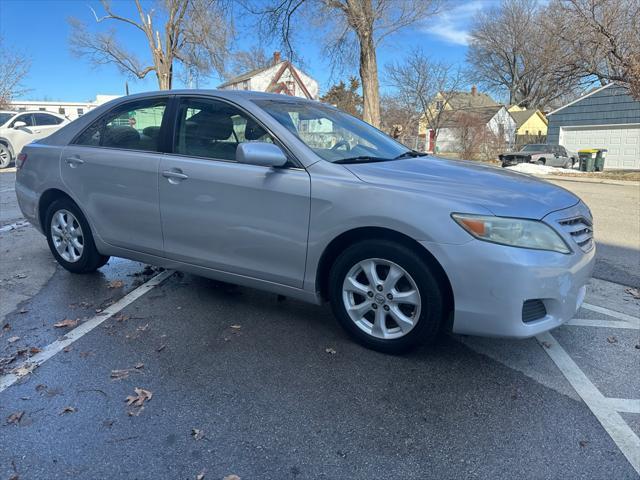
[119,89,320,104]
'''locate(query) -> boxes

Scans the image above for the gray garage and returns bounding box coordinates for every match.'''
[547,84,640,170]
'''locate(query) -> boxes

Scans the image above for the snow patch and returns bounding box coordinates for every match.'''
[506,163,582,175]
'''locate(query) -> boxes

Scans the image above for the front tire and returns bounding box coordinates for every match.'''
[329,240,444,354]
[0,144,11,169]
[45,198,109,273]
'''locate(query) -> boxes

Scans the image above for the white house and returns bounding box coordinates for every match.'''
[218,52,319,100]
[435,105,516,153]
[9,94,120,121]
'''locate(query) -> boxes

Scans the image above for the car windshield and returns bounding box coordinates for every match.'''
[253,99,416,163]
[0,113,15,126]
[520,144,550,152]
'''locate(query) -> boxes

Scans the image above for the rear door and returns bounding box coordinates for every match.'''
[61,96,169,256]
[158,96,311,288]
[32,112,65,140]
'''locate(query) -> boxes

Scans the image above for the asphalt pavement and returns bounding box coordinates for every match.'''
[1,169,639,479]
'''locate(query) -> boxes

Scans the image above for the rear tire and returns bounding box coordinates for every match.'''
[0,144,11,169]
[537,158,546,165]
[328,239,444,354]
[45,198,109,273]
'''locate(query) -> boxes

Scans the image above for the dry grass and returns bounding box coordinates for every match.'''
[548,170,640,182]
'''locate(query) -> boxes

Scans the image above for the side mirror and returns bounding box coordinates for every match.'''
[236,142,288,168]
[13,121,27,129]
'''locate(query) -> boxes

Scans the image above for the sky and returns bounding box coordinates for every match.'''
[0,0,499,102]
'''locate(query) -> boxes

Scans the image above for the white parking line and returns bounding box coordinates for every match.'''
[582,303,640,326]
[0,269,173,394]
[567,318,640,329]
[537,331,640,475]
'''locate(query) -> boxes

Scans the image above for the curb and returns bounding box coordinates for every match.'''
[542,175,639,187]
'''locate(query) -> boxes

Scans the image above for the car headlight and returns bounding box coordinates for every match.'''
[452,213,571,254]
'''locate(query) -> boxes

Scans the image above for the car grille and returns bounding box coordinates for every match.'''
[522,299,547,323]
[558,216,594,252]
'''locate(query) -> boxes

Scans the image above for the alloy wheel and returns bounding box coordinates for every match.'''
[342,258,421,340]
[50,209,84,263]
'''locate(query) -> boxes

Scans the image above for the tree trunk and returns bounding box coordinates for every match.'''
[358,30,381,128]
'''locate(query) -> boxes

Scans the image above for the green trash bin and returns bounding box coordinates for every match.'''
[578,149,597,172]
[595,149,608,171]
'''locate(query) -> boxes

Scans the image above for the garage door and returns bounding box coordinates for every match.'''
[560,124,640,170]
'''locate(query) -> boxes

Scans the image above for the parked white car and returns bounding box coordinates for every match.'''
[0,111,69,168]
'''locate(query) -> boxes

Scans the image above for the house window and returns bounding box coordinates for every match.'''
[242,80,249,90]
[498,123,505,138]
[18,107,25,111]
[77,108,84,116]
[59,107,66,115]
[435,100,444,111]
[525,130,529,136]
[39,107,46,111]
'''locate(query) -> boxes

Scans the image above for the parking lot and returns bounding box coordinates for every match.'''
[1,169,639,479]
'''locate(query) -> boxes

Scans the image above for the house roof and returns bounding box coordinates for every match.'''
[546,83,613,116]
[438,105,504,128]
[509,109,547,128]
[218,63,280,88]
[445,91,499,109]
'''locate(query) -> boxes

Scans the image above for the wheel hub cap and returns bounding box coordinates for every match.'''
[342,258,422,340]
[50,209,84,263]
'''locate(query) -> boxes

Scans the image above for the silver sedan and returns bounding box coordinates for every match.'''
[15,90,595,353]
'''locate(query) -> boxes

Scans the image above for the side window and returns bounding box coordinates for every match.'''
[34,113,63,126]
[175,98,273,161]
[74,98,167,152]
[11,114,34,127]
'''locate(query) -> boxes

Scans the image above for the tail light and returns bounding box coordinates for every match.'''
[16,153,27,170]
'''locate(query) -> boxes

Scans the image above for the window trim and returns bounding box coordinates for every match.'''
[167,95,304,169]
[69,95,172,154]
[33,112,63,126]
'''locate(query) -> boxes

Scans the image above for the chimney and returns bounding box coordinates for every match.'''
[273,51,281,65]
[471,85,477,96]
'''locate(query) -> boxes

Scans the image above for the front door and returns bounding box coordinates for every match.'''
[61,97,169,256]
[158,96,311,288]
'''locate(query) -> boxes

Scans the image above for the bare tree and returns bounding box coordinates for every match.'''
[0,38,30,108]
[380,94,421,148]
[545,0,640,98]
[248,0,442,128]
[386,49,463,147]
[224,46,272,80]
[466,0,580,109]
[69,0,233,90]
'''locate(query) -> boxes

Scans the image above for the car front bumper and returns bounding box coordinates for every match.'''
[421,233,595,339]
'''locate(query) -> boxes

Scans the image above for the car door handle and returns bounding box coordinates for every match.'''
[162,169,188,182]
[65,157,85,167]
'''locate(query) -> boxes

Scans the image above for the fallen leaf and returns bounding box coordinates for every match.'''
[137,323,150,332]
[230,325,241,330]
[134,362,144,370]
[115,313,130,322]
[14,273,28,279]
[541,341,552,349]
[63,346,73,353]
[108,280,125,289]
[29,347,41,355]
[2,323,10,332]
[223,475,241,480]
[18,308,28,314]
[635,344,640,350]
[625,287,640,299]
[156,344,166,352]
[7,336,20,344]
[196,472,206,480]
[7,411,24,425]
[60,406,76,415]
[191,428,205,440]
[125,387,153,407]
[12,363,36,376]
[54,319,78,328]
[325,347,337,355]
[579,440,588,447]
[111,369,130,381]
[607,336,618,344]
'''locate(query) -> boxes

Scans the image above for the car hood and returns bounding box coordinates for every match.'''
[343,156,579,219]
